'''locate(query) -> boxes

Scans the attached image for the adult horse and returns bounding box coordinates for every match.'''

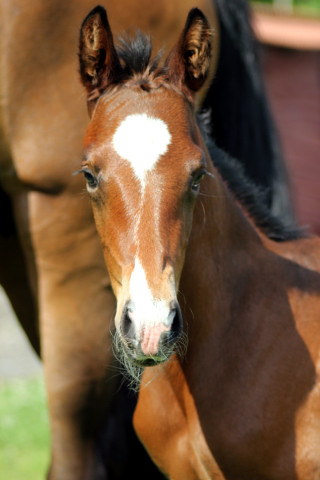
[79,6,320,479]
[1,0,294,478]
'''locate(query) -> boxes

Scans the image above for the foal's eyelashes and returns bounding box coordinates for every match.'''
[76,167,100,190]
[84,169,99,189]
[75,167,209,194]
[190,168,207,194]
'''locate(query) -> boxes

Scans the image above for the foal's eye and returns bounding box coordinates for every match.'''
[191,170,206,193]
[83,169,99,189]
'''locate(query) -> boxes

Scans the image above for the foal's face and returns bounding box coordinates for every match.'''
[82,86,206,366]
[79,5,212,366]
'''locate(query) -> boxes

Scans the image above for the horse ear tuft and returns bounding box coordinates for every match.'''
[165,8,213,99]
[79,6,122,111]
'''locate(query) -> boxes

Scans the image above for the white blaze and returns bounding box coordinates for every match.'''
[129,260,175,331]
[113,114,175,335]
[112,113,171,188]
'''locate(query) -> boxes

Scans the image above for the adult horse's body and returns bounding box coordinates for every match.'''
[1,1,294,478]
[79,7,320,479]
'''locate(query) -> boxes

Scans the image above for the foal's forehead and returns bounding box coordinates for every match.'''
[84,86,204,172]
[112,113,172,185]
[88,87,196,141]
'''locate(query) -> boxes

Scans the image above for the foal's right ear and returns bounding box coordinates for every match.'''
[165,8,213,101]
[79,6,122,114]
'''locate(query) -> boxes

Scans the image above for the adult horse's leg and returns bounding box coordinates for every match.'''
[0,187,115,478]
[12,187,118,479]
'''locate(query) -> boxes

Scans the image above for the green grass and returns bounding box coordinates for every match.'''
[250,0,320,16]
[0,376,50,480]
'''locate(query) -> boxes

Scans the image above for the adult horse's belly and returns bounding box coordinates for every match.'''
[0,0,218,191]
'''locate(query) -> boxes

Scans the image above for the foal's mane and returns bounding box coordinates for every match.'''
[200,120,305,242]
[115,34,305,243]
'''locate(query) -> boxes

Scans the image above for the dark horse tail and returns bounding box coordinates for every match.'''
[204,0,296,225]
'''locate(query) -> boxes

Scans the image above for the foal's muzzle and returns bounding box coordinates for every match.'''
[120,300,183,366]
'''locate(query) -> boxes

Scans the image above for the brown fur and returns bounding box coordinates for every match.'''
[79,8,320,480]
[166,9,213,96]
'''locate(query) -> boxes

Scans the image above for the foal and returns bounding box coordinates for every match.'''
[79,7,320,479]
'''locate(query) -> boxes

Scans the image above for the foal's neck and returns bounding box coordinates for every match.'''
[179,164,269,346]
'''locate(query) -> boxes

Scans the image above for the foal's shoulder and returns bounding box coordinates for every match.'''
[265,235,320,274]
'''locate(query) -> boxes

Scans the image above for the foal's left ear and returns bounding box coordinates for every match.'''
[165,8,213,100]
[79,6,122,114]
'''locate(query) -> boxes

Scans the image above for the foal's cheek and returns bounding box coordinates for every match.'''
[182,199,198,245]
[90,200,105,234]
[172,212,194,287]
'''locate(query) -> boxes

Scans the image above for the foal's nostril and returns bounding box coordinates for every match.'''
[121,304,136,342]
[171,304,183,340]
[163,302,183,346]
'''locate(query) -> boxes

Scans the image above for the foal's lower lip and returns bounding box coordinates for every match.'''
[123,341,170,367]
[131,356,167,368]
[137,351,173,367]
[135,357,159,367]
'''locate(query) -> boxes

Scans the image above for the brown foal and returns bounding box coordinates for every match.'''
[79,6,320,480]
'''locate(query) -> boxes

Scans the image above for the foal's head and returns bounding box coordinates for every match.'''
[79,6,213,368]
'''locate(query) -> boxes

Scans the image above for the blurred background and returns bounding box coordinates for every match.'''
[251,0,320,234]
[0,286,49,480]
[0,1,319,479]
